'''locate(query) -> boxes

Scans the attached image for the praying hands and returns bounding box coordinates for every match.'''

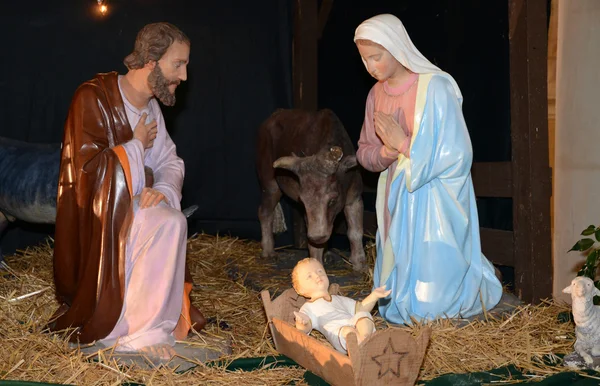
[374,111,407,153]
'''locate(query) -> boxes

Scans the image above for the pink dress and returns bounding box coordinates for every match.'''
[357,72,419,241]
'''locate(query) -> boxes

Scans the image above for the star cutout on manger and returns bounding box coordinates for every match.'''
[371,337,409,379]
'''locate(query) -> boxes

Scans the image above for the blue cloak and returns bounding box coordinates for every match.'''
[374,74,502,324]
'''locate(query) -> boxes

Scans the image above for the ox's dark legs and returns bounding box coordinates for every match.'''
[258,182,282,259]
[345,197,366,272]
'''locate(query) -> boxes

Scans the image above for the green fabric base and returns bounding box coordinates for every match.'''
[1,355,596,385]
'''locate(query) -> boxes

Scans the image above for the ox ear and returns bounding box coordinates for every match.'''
[595,286,600,297]
[562,284,572,294]
[326,146,344,162]
[338,155,358,173]
[273,153,301,173]
[319,146,344,175]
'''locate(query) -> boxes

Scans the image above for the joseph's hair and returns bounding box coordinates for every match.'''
[291,257,322,296]
[123,22,190,70]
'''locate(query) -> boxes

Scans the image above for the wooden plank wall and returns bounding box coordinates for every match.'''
[290,0,319,249]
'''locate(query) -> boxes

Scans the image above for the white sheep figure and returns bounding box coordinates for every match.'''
[563,276,600,365]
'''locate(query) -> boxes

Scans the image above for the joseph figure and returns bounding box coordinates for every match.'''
[49,22,206,361]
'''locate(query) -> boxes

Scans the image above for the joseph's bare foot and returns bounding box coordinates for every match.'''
[139,343,176,361]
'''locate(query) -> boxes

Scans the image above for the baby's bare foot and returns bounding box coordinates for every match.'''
[139,343,176,361]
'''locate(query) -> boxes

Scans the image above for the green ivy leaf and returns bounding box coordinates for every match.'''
[569,238,596,252]
[585,267,596,279]
[595,229,600,242]
[577,249,600,280]
[581,250,600,279]
[582,225,597,236]
[586,250,600,265]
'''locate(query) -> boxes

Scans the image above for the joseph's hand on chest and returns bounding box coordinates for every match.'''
[133,112,158,149]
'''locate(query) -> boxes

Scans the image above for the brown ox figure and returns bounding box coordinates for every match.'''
[256,109,365,272]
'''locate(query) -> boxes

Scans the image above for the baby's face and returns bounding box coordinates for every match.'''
[297,260,330,297]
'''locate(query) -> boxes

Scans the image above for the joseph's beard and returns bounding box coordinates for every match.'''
[148,65,179,106]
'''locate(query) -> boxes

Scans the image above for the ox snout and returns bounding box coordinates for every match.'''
[307,233,330,245]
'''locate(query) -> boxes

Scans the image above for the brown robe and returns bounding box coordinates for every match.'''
[49,72,204,344]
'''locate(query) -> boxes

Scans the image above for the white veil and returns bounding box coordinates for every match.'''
[354,14,462,102]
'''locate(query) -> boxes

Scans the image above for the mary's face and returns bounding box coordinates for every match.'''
[357,43,403,82]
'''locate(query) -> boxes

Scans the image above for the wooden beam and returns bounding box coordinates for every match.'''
[291,0,319,248]
[471,162,512,198]
[353,218,515,269]
[293,0,318,111]
[318,0,334,39]
[480,228,514,267]
[508,0,553,303]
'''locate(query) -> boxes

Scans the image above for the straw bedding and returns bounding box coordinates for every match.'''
[0,234,584,385]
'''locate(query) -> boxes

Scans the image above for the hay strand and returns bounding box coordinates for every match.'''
[0,234,586,385]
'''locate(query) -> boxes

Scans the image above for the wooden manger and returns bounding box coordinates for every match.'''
[260,284,431,386]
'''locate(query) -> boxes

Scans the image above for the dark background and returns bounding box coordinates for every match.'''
[0,0,511,257]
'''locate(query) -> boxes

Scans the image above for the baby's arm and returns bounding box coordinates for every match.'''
[294,311,312,334]
[356,286,392,314]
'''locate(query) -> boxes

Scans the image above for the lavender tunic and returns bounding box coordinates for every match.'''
[98,77,187,351]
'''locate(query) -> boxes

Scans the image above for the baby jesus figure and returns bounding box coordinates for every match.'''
[292,257,392,353]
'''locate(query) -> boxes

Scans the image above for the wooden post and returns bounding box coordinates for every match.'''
[508,0,553,302]
[317,0,334,39]
[292,0,318,111]
[291,0,319,248]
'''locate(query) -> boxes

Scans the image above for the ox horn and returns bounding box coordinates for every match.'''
[273,152,301,173]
